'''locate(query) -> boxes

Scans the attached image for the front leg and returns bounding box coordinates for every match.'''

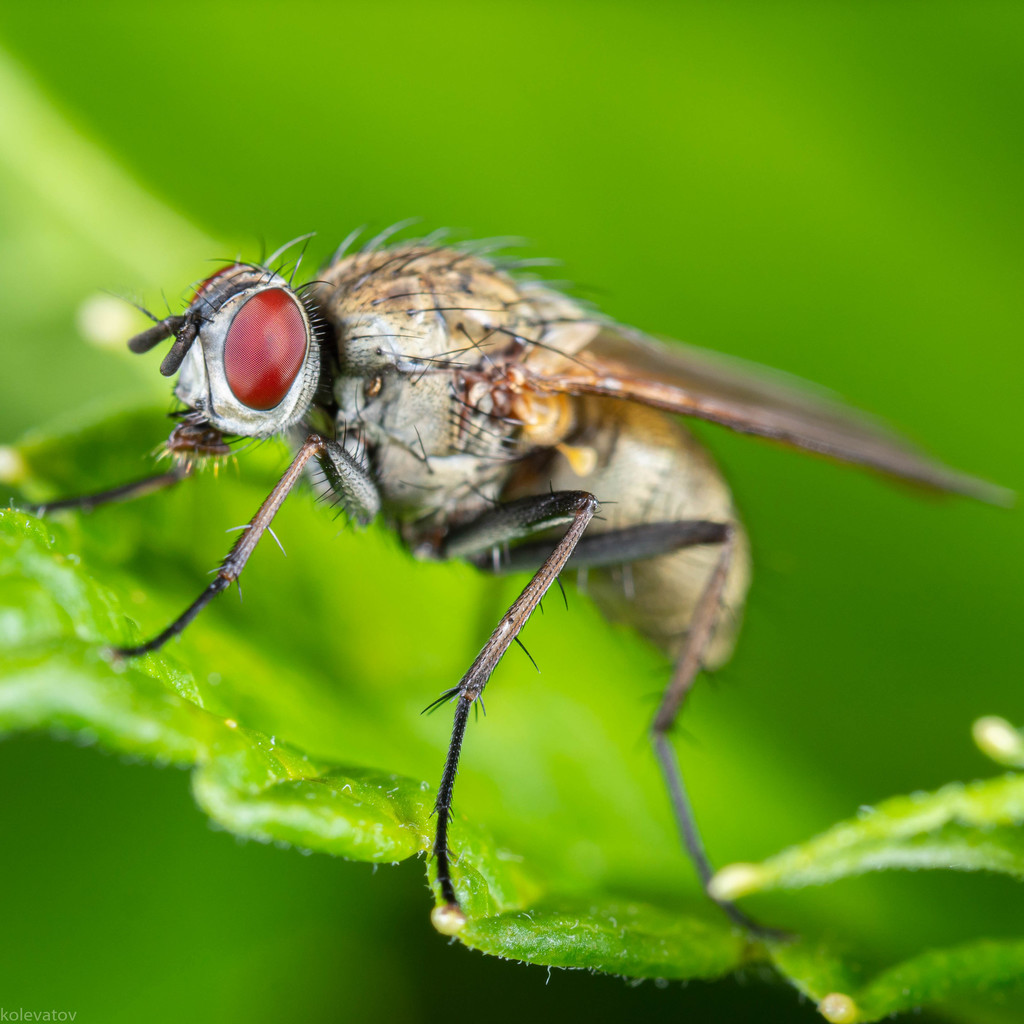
[116,433,379,656]
[429,490,599,933]
[25,419,233,515]
[26,466,189,515]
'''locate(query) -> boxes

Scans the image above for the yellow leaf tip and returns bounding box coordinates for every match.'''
[972,715,1023,765]
[707,862,762,901]
[0,446,27,486]
[818,992,858,1023]
[77,292,140,349]
[431,903,467,936]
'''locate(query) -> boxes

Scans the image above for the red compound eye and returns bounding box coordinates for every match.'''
[223,289,309,410]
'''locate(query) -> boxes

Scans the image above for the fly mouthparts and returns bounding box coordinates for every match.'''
[165,419,232,457]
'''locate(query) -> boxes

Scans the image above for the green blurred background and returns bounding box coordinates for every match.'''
[0,2,1021,1021]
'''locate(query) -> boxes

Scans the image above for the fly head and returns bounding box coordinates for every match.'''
[127,264,321,439]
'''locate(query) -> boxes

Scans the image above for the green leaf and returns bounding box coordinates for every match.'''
[0,407,748,981]
[707,763,1024,1020]
[460,903,748,978]
[7,406,1024,1022]
[768,938,1024,1024]
[0,511,430,864]
[854,940,1024,1022]
[709,773,1024,900]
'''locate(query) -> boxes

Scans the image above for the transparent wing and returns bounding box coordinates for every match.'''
[523,323,1008,504]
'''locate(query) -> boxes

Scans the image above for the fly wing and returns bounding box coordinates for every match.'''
[523,322,1008,504]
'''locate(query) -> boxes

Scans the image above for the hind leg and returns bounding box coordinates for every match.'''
[644,525,781,935]
[473,515,768,932]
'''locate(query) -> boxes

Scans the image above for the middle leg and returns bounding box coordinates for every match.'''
[464,514,769,934]
[429,489,599,931]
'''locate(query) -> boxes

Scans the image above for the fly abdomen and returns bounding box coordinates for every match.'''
[512,396,751,667]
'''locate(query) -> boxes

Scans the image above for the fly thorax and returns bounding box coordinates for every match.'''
[335,371,452,454]
[333,310,438,376]
[334,368,513,524]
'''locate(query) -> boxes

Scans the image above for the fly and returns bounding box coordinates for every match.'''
[32,232,1008,937]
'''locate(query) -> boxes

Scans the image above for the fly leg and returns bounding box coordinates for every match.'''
[26,466,190,515]
[642,525,774,933]
[115,433,379,657]
[618,527,778,934]
[485,519,730,573]
[428,490,599,930]
[26,417,234,515]
[473,518,773,935]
